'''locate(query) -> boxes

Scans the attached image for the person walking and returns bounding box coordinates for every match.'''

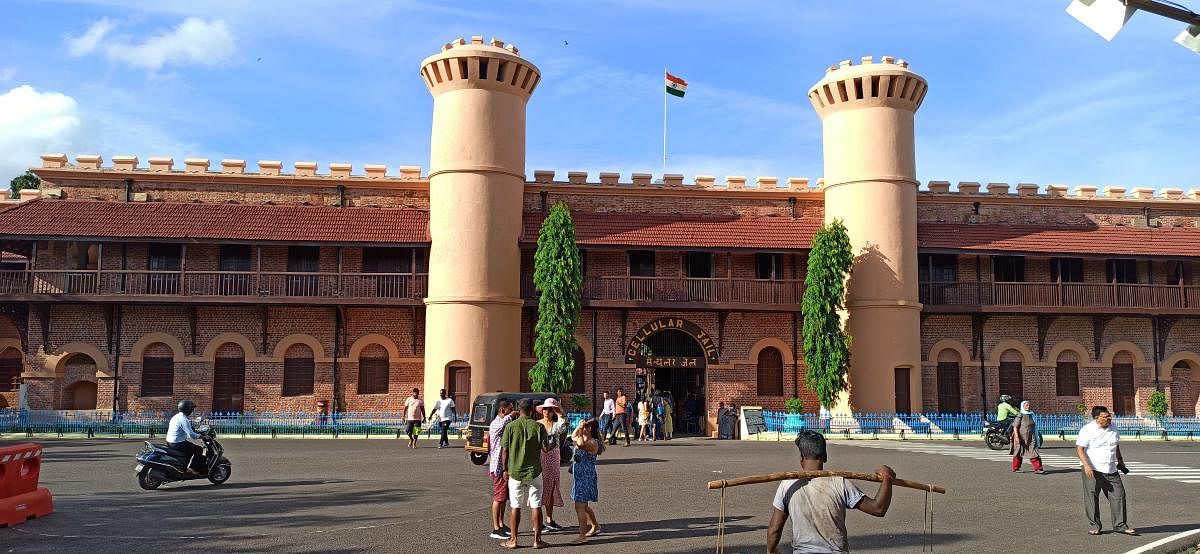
[767,431,895,553]
[403,388,425,449]
[638,395,652,441]
[536,398,568,533]
[569,418,604,544]
[599,391,615,441]
[650,391,662,441]
[487,400,516,540]
[609,388,631,447]
[429,389,456,449]
[499,398,551,549]
[1076,405,1137,536]
[662,391,674,440]
[1010,400,1043,473]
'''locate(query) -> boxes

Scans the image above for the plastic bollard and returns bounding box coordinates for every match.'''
[0,443,54,527]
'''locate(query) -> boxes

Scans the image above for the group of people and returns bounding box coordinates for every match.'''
[488,397,604,549]
[401,388,458,449]
[598,388,680,445]
[996,394,1138,536]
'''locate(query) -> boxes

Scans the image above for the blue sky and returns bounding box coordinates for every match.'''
[3,0,1197,191]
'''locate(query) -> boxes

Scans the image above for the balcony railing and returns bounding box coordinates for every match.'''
[587,276,802,305]
[0,270,428,301]
[920,281,1200,310]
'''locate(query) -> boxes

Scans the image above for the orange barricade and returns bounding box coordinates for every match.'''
[0,442,54,527]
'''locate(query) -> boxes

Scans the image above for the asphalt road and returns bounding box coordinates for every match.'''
[2,436,1197,553]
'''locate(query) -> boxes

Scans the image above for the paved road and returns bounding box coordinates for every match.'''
[1,436,1196,553]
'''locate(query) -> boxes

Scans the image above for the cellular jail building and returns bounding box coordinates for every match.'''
[1,37,1198,429]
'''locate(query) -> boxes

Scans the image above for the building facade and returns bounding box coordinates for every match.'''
[0,37,1197,425]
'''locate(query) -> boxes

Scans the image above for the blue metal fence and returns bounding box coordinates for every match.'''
[758,411,1200,440]
[0,409,595,439]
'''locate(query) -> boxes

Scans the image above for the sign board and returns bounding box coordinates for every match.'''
[631,356,705,368]
[624,317,719,365]
[740,405,767,438]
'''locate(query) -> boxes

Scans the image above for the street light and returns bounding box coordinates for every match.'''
[1067,0,1200,54]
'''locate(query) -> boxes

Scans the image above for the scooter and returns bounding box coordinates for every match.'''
[135,421,232,490]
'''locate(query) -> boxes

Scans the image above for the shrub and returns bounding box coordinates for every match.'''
[1075,402,1088,417]
[570,394,591,412]
[785,397,804,414]
[1147,390,1169,418]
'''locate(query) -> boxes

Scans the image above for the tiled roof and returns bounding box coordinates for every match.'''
[0,199,431,243]
[523,211,819,249]
[919,223,1200,257]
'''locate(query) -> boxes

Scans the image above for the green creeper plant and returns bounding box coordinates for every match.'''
[1147,390,1169,418]
[1075,402,1089,417]
[785,397,804,414]
[529,202,583,393]
[802,219,854,410]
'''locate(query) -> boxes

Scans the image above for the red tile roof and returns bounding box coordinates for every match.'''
[919,223,1200,257]
[0,199,431,243]
[523,211,819,249]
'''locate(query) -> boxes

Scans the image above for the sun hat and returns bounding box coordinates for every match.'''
[537,398,562,413]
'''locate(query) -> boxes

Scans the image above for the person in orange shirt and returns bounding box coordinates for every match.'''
[608,388,631,447]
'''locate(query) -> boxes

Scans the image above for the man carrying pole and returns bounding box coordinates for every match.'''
[766,431,895,554]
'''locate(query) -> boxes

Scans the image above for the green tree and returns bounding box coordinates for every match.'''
[529,202,583,393]
[8,171,39,199]
[802,219,854,410]
[1147,390,1169,418]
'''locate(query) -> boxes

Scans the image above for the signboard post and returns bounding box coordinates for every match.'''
[740,406,767,440]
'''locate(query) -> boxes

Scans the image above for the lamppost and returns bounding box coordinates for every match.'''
[1067,0,1200,54]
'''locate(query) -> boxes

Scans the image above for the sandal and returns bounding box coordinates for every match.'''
[1088,530,1101,536]
[1119,529,1139,536]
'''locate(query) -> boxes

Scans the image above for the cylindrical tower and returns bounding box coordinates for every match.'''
[421,36,540,405]
[807,56,929,414]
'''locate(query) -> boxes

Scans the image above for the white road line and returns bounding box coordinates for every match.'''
[842,441,1200,485]
[1122,527,1200,554]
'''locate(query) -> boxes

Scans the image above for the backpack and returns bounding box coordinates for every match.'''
[656,402,665,417]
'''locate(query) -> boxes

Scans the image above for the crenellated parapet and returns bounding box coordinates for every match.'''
[37,153,426,180]
[808,55,928,116]
[921,179,1200,202]
[419,35,539,98]
[525,170,818,193]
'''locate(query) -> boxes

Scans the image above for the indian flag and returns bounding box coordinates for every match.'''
[665,72,688,98]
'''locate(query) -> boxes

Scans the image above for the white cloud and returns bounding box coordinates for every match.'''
[0,86,82,180]
[66,17,117,56]
[64,17,237,70]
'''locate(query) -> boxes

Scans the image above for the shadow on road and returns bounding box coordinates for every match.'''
[852,532,975,548]
[597,458,666,465]
[1135,523,1200,534]
[580,515,755,545]
[158,479,354,491]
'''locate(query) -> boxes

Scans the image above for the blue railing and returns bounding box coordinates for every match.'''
[758,411,1200,439]
[0,409,594,439]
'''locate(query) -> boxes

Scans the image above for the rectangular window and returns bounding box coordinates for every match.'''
[287,246,321,296]
[282,357,315,397]
[1166,260,1190,285]
[1056,361,1080,396]
[755,253,785,280]
[147,244,182,294]
[685,251,714,278]
[362,247,409,273]
[358,357,389,394]
[1050,257,1084,283]
[629,250,655,277]
[0,355,21,392]
[141,357,174,396]
[919,253,957,282]
[992,256,1025,282]
[1106,258,1139,284]
[218,245,252,271]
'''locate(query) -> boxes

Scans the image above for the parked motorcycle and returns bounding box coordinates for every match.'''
[983,418,1013,450]
[135,421,232,490]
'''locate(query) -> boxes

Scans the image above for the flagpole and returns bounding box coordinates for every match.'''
[663,67,668,177]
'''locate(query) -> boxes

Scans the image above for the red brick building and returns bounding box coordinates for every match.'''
[0,158,1197,422]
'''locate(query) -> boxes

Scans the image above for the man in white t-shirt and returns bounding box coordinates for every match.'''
[767,431,895,553]
[599,390,615,440]
[1075,405,1136,536]
[428,388,457,449]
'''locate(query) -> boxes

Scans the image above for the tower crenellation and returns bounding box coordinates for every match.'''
[420,36,540,98]
[809,56,927,116]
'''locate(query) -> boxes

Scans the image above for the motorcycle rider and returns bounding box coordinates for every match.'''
[995,394,1020,424]
[167,400,206,475]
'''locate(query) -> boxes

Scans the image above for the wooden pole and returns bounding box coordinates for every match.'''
[707,470,946,494]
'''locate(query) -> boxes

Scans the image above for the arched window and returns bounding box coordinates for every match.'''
[936,349,962,413]
[358,344,389,394]
[570,345,586,394]
[141,342,175,397]
[756,347,784,397]
[282,344,315,397]
[998,349,1024,401]
[1111,351,1135,415]
[1055,350,1080,396]
[0,347,21,392]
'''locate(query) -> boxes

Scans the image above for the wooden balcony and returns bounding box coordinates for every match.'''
[0,270,427,305]
[920,281,1200,315]
[574,276,802,310]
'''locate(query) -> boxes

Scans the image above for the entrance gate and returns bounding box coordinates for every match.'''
[624,318,718,435]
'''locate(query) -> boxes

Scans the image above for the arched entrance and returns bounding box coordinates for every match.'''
[64,381,97,410]
[59,353,99,410]
[625,318,718,435]
[213,344,246,413]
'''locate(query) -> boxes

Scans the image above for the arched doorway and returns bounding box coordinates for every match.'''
[624,318,717,435]
[936,349,962,414]
[59,353,98,410]
[213,344,246,413]
[1111,352,1135,416]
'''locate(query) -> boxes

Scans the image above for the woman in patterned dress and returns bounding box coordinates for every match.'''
[536,398,568,531]
[570,418,604,544]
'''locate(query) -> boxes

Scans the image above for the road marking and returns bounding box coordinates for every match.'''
[1123,527,1200,554]
[842,441,1200,486]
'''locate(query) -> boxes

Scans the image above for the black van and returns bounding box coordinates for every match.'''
[465,392,558,465]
